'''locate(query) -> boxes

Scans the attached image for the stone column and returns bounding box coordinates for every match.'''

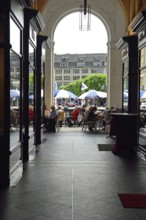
[107,41,122,108]
[45,45,54,110]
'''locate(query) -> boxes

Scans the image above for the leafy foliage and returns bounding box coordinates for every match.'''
[60,73,107,96]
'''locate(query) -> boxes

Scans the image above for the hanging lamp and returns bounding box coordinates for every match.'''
[79,0,91,31]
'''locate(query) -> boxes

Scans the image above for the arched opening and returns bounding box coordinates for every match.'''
[46,10,112,106]
[54,12,108,55]
[53,12,108,109]
[43,2,126,110]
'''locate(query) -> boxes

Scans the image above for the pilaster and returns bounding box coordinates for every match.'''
[107,41,122,108]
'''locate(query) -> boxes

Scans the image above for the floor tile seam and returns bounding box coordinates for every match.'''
[71,139,74,220]
[29,164,136,170]
[31,160,140,165]
[31,162,124,166]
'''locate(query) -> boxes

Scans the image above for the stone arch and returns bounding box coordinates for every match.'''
[42,0,126,108]
[51,9,112,42]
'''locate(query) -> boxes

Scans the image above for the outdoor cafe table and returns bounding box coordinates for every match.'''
[110,113,138,156]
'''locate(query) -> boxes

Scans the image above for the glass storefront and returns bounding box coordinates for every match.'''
[10,51,21,147]
[139,46,146,135]
[122,59,129,112]
[10,16,22,178]
[29,43,35,138]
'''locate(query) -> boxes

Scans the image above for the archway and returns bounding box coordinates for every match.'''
[41,0,126,109]
[53,12,108,107]
[54,13,108,54]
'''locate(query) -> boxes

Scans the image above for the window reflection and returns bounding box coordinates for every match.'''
[29,44,35,135]
[140,68,146,134]
[140,47,146,68]
[0,49,4,133]
[10,51,20,148]
[122,60,129,112]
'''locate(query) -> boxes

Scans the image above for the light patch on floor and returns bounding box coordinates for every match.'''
[98,144,114,151]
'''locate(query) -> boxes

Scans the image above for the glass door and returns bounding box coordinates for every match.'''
[28,43,35,154]
[139,46,146,135]
[10,17,22,181]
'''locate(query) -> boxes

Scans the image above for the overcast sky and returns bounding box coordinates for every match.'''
[54,12,108,55]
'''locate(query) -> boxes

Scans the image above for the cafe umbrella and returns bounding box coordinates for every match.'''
[78,90,107,99]
[54,89,78,107]
[55,89,78,99]
[141,91,146,99]
[54,89,59,97]
[10,89,20,98]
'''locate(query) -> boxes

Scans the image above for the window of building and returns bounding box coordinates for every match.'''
[81,75,87,78]
[81,68,89,74]
[64,69,71,74]
[55,69,62,74]
[78,57,85,62]
[55,76,62,80]
[61,63,68,68]
[97,69,103,73]
[54,62,60,68]
[62,57,69,61]
[73,75,80,80]
[94,57,100,62]
[91,68,98,73]
[93,62,101,67]
[64,75,70,80]
[102,61,106,67]
[85,61,93,67]
[77,62,85,67]
[73,69,80,74]
[64,82,69,85]
[68,62,77,67]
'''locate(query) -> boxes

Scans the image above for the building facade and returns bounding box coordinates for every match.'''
[54,53,107,88]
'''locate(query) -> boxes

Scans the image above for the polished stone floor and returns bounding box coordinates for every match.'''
[1,127,146,220]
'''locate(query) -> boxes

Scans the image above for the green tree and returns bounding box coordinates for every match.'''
[60,73,107,96]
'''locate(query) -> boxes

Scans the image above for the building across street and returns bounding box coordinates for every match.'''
[54,53,107,88]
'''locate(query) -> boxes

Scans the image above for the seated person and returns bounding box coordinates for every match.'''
[57,106,65,127]
[29,105,34,124]
[79,104,87,126]
[87,106,98,131]
[67,106,80,127]
[84,105,93,119]
[10,108,18,128]
[44,105,58,132]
